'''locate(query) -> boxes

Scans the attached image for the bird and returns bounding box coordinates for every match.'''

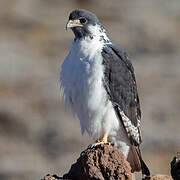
[60,9,150,179]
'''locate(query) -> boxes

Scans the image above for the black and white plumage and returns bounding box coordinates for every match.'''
[60,9,150,178]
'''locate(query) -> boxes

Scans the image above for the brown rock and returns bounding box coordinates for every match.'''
[63,144,133,180]
[41,145,133,180]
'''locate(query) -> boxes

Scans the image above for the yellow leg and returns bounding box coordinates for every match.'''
[87,133,110,149]
[95,133,108,145]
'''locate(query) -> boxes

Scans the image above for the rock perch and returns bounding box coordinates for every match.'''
[42,144,133,180]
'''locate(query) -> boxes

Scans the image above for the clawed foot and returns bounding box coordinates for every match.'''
[80,141,111,157]
[81,133,113,157]
[88,141,111,149]
[88,133,111,148]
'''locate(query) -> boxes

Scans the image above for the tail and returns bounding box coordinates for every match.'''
[127,145,141,172]
[127,145,151,180]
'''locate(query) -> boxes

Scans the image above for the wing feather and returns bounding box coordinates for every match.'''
[102,44,142,145]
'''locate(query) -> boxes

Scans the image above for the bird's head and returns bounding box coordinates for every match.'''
[66,9,107,40]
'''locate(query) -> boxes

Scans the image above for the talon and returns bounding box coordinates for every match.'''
[94,141,110,146]
[89,133,110,147]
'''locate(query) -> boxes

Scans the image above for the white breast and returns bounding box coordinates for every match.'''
[61,35,106,136]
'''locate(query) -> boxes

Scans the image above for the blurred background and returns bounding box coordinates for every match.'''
[0,0,180,179]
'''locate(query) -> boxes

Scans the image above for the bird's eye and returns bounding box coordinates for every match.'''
[79,17,87,24]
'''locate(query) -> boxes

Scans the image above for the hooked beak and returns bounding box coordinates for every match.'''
[66,19,83,30]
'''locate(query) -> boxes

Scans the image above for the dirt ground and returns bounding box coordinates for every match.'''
[0,0,180,179]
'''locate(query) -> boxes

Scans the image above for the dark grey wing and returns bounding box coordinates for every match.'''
[102,44,142,145]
